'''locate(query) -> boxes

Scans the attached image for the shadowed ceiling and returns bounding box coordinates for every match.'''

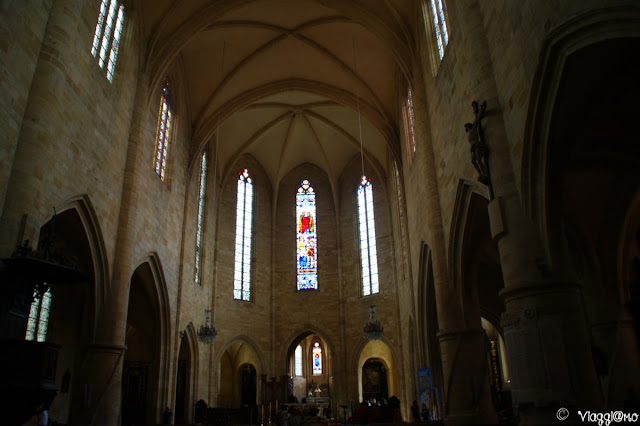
[140,0,417,188]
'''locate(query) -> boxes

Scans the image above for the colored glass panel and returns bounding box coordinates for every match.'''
[429,0,449,60]
[295,345,303,376]
[195,149,207,284]
[312,342,322,375]
[403,86,416,165]
[91,0,108,57]
[234,169,253,301]
[91,0,124,82]
[25,288,51,342]
[296,180,317,290]
[358,176,379,296]
[106,5,124,82]
[154,81,172,181]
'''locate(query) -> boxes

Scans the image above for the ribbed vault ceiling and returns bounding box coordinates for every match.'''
[141,0,416,186]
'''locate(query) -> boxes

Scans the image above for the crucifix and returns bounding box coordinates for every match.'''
[464,100,493,199]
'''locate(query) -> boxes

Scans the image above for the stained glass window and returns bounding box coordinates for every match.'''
[194,148,207,285]
[393,162,409,280]
[312,342,322,375]
[234,169,253,301]
[402,85,416,166]
[427,0,449,60]
[358,176,379,296]
[295,344,303,376]
[154,81,173,181]
[25,287,52,342]
[296,180,318,290]
[91,0,124,82]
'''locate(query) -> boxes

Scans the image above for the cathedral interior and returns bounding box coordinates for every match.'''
[1,1,639,425]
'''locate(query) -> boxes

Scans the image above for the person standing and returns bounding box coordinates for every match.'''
[411,400,420,423]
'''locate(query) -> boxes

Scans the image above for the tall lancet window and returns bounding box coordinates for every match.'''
[426,0,449,61]
[312,342,322,375]
[295,345,303,376]
[296,180,318,290]
[402,85,417,166]
[25,287,52,342]
[194,148,207,285]
[91,0,125,82]
[154,80,173,181]
[234,169,253,301]
[358,176,379,296]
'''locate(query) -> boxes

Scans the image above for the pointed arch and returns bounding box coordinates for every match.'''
[448,179,489,313]
[50,194,109,340]
[353,339,400,404]
[521,6,640,259]
[280,326,337,374]
[129,253,173,417]
[175,322,199,423]
[215,335,266,377]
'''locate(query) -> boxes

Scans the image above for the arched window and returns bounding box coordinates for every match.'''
[296,180,318,290]
[358,176,379,296]
[234,169,253,301]
[295,345,303,376]
[154,80,173,181]
[402,85,416,166]
[25,287,52,342]
[194,147,207,284]
[312,342,322,375]
[91,0,125,82]
[423,0,449,62]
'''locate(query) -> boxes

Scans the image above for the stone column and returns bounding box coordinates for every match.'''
[411,61,496,424]
[486,190,600,424]
[437,329,498,424]
[484,128,601,425]
[0,0,53,218]
[68,343,127,426]
[80,70,151,425]
[0,0,62,257]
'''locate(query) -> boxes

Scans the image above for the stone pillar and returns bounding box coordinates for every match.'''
[0,0,63,257]
[68,343,127,426]
[80,70,151,425]
[488,194,602,424]
[438,329,497,424]
[409,63,497,423]
[0,0,53,227]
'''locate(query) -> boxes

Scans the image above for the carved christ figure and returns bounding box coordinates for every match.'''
[465,100,489,185]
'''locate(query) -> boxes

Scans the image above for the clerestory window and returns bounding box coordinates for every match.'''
[358,176,379,296]
[91,0,125,82]
[154,80,173,181]
[234,169,253,301]
[296,180,318,291]
[195,147,207,284]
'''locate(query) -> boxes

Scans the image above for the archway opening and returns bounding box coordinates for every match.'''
[361,358,388,404]
[546,37,640,408]
[356,340,397,404]
[33,209,96,425]
[175,334,193,423]
[457,191,506,421]
[240,363,257,407]
[218,340,260,408]
[122,263,161,425]
[287,333,332,403]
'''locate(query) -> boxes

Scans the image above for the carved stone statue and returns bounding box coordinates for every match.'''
[464,100,489,185]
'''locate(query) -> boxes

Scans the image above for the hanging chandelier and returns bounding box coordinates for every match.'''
[197,309,217,344]
[363,305,384,340]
